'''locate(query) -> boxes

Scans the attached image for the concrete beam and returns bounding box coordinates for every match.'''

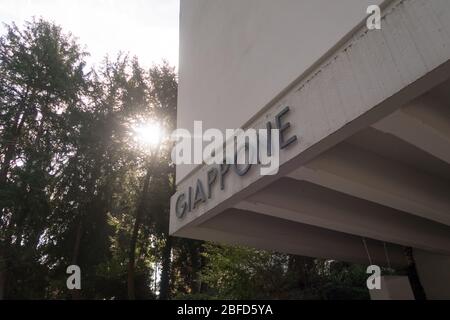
[373,96,450,164]
[177,209,409,268]
[288,143,450,226]
[237,178,450,255]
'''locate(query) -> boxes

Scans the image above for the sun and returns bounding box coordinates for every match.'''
[132,121,163,148]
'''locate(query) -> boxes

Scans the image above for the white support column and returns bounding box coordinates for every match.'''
[369,276,415,300]
[413,249,450,300]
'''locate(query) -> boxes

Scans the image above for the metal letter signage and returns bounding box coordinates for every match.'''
[175,106,297,219]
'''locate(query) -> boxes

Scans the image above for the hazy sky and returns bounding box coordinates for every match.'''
[0,0,180,69]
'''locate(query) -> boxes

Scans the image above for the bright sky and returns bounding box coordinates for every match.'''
[0,0,180,69]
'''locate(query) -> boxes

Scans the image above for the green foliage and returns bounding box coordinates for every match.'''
[0,18,89,299]
[0,18,175,299]
[200,244,280,299]
[200,244,370,300]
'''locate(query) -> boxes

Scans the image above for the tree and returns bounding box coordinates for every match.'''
[127,61,178,299]
[0,18,88,299]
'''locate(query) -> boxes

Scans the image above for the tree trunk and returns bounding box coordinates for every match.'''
[288,255,314,289]
[159,176,176,299]
[0,87,32,187]
[159,235,172,299]
[189,242,203,294]
[0,110,27,186]
[0,108,29,300]
[127,166,152,300]
[0,247,6,300]
[70,219,83,300]
[405,247,427,300]
[127,214,140,300]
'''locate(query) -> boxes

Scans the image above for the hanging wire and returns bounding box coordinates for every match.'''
[383,242,392,270]
[362,237,373,265]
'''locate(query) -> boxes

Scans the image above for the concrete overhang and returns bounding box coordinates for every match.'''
[170,0,450,267]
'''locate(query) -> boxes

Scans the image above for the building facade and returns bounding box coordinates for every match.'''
[170,0,450,299]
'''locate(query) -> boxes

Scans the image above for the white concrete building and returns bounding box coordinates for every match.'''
[170,0,450,299]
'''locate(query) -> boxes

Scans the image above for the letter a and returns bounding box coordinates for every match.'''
[66,265,81,290]
[366,265,381,290]
[366,5,381,30]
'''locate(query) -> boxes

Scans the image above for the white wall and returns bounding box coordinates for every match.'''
[177,0,384,182]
